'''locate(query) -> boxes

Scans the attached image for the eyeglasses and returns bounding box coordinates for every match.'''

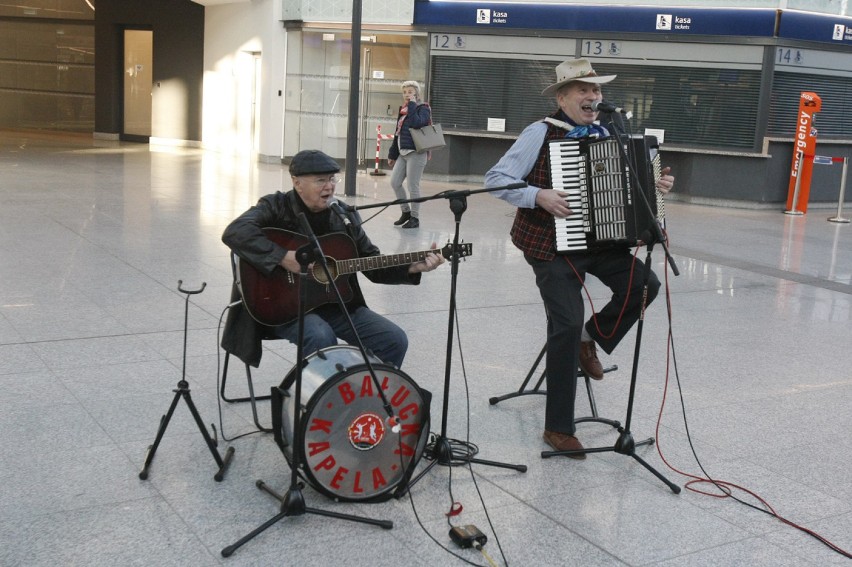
[304,175,340,186]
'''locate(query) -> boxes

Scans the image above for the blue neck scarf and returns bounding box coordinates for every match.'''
[555,111,609,139]
[565,123,608,139]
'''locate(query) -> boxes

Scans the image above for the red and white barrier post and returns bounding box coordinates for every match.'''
[369,124,395,176]
[821,155,850,224]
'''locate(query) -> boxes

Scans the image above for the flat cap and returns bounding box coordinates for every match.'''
[289,150,341,176]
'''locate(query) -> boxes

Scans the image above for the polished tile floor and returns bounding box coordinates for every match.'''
[1,131,851,566]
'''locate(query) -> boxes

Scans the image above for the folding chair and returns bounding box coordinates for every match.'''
[220,348,273,433]
[219,253,274,432]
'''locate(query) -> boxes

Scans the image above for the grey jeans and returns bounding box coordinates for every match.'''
[390,151,428,217]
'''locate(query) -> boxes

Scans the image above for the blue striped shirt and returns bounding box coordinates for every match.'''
[485,121,548,209]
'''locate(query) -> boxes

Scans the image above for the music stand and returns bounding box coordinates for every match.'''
[221,214,393,558]
[139,281,234,482]
[540,119,681,494]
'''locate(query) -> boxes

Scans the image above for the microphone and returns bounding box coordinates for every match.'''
[329,198,354,212]
[328,199,352,226]
[387,415,401,434]
[592,100,627,114]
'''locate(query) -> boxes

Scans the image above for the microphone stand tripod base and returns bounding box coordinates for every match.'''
[398,192,528,497]
[542,240,680,496]
[221,472,394,557]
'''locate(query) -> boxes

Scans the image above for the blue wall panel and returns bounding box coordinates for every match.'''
[414,2,778,37]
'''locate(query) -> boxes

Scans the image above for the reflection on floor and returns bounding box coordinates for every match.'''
[1,132,850,566]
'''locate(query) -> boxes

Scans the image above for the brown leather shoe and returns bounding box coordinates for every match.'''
[543,430,586,459]
[579,340,604,380]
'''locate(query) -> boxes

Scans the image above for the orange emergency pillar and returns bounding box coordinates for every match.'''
[785,91,821,214]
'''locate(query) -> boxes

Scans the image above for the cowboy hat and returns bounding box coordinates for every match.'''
[541,58,616,97]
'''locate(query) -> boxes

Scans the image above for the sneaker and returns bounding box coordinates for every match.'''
[543,430,586,459]
[393,212,411,226]
[401,216,419,229]
[579,340,604,380]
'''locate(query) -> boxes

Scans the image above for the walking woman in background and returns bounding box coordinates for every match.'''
[388,80,432,229]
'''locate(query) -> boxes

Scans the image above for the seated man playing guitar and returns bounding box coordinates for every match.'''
[221,149,445,370]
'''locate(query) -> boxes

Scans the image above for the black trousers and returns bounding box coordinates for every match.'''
[527,249,660,435]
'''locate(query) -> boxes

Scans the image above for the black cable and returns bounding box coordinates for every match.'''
[655,259,852,560]
[403,291,510,566]
[403,482,493,567]
[351,203,388,225]
[397,311,495,566]
[451,308,510,566]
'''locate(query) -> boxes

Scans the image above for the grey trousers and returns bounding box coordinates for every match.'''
[390,151,428,217]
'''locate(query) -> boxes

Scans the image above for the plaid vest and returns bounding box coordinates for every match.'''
[510,114,572,261]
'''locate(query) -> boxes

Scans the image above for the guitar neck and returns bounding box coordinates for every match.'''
[335,249,435,275]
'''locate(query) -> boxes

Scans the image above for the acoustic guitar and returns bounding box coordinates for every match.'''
[236,228,473,326]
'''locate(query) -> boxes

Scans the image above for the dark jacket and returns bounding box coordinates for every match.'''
[221,190,421,367]
[388,101,432,160]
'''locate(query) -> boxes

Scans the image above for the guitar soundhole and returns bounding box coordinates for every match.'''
[312,262,338,284]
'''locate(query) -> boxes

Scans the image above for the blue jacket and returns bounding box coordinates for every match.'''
[388,101,432,160]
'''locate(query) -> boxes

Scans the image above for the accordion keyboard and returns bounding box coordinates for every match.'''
[549,140,591,252]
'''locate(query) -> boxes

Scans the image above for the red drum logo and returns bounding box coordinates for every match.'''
[348,413,385,450]
[280,346,430,502]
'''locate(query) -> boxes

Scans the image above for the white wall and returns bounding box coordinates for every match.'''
[202,0,286,161]
[282,0,414,24]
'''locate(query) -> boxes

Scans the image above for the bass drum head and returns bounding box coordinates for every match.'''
[281,346,430,502]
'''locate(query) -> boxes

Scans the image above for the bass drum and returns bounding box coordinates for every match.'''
[279,346,430,502]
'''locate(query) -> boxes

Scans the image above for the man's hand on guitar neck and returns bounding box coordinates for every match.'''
[408,242,445,274]
[279,243,445,275]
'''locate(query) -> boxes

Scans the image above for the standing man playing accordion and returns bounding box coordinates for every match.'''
[485,58,675,458]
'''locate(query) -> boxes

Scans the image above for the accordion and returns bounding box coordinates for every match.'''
[550,135,665,253]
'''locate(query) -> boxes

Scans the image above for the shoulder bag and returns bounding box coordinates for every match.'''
[410,124,446,153]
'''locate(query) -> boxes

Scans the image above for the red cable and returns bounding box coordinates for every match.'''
[561,244,642,341]
[653,245,852,559]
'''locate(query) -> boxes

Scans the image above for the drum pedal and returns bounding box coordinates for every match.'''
[449,524,487,549]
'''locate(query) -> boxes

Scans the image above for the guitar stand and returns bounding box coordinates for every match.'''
[140,281,235,482]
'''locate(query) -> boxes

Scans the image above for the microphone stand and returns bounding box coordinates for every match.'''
[221,213,392,558]
[541,114,680,494]
[353,183,530,495]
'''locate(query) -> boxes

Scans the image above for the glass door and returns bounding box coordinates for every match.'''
[123,29,153,141]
